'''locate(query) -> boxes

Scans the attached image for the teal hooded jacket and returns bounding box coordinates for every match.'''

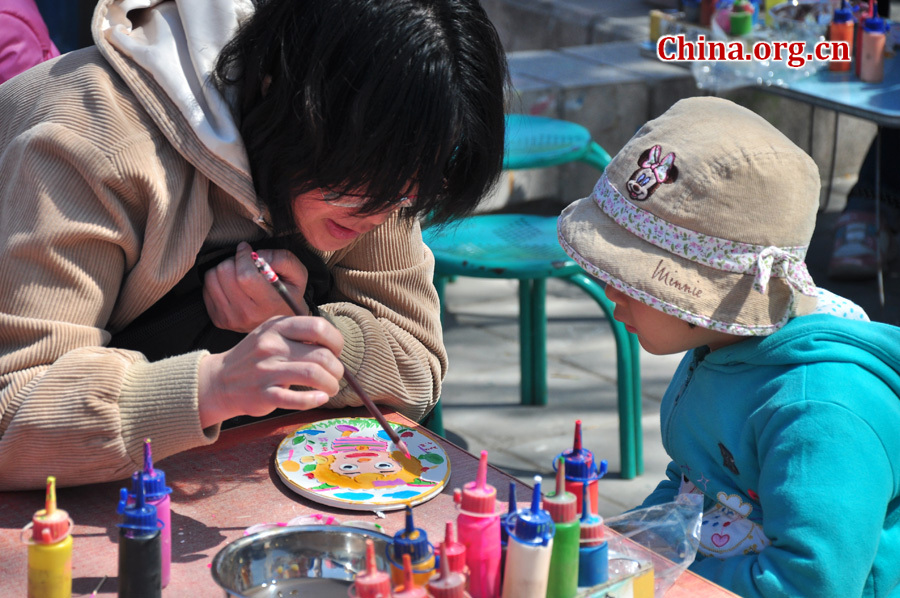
[640,313,900,597]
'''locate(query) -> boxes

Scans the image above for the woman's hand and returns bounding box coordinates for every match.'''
[197,315,345,427]
[203,241,310,332]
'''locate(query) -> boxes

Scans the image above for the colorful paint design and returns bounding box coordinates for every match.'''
[275,418,450,511]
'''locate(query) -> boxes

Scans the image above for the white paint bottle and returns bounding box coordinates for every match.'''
[500,476,555,598]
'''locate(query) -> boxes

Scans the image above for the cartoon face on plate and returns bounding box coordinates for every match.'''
[300,424,424,490]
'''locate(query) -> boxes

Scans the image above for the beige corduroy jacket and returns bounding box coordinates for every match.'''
[0,0,446,491]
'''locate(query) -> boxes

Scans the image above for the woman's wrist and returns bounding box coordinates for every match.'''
[197,352,234,428]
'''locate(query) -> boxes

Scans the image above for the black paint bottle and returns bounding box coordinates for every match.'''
[117,472,162,598]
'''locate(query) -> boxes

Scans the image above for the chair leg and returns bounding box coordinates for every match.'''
[422,399,445,437]
[518,280,535,405]
[565,273,642,479]
[631,334,643,476]
[530,278,548,406]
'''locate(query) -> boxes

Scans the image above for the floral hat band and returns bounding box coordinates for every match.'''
[592,174,817,298]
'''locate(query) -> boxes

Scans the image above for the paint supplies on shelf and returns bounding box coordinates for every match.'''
[555,420,607,517]
[388,506,436,587]
[454,450,502,598]
[24,476,74,598]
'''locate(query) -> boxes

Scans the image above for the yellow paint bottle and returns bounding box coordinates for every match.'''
[26,476,74,598]
[388,505,436,587]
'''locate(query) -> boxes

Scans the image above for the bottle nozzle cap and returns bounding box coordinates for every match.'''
[391,553,429,598]
[834,0,853,23]
[31,476,71,544]
[542,457,577,523]
[427,541,468,598]
[352,539,392,597]
[438,521,466,573]
[556,421,607,483]
[390,506,433,564]
[506,476,555,546]
[139,439,172,500]
[118,473,159,533]
[579,483,605,545]
[459,450,496,514]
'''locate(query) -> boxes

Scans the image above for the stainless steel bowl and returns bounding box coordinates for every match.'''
[210,525,393,597]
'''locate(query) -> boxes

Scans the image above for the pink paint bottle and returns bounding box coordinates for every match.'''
[860,4,888,83]
[555,421,607,517]
[352,539,392,598]
[427,541,472,598]
[137,439,172,588]
[454,450,501,598]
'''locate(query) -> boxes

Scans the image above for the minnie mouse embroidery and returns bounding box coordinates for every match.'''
[626,145,678,201]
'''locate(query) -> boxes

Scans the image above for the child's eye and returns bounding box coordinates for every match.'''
[339,463,359,472]
[375,462,395,470]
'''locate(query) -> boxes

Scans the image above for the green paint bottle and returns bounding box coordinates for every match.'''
[542,457,580,598]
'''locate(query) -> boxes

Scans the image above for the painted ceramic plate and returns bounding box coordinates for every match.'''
[275,417,450,511]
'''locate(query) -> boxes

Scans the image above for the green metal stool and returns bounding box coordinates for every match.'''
[422,114,643,479]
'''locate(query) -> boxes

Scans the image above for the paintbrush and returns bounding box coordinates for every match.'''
[250,250,411,459]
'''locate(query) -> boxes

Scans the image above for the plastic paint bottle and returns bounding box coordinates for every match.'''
[576,484,608,590]
[498,481,518,589]
[860,4,888,83]
[729,0,754,36]
[829,0,855,72]
[543,458,580,598]
[388,506,436,587]
[352,538,392,598]
[26,476,74,598]
[436,521,468,576]
[855,0,875,78]
[501,476,555,598]
[117,473,162,598]
[454,450,502,598]
[700,0,715,27]
[392,553,429,598]
[427,541,472,598]
[556,421,607,517]
[136,439,172,588]
[682,0,701,24]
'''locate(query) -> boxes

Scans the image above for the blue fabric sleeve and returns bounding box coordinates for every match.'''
[688,367,896,597]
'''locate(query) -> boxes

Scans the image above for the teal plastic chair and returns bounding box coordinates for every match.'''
[422,114,643,479]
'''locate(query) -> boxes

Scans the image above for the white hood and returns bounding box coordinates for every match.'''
[93,0,263,218]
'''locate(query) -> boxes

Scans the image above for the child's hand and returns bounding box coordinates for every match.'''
[203,242,310,332]
[197,316,345,426]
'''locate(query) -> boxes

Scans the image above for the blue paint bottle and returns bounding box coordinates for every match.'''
[576,483,608,589]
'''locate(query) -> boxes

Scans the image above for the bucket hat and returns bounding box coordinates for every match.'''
[557,97,819,335]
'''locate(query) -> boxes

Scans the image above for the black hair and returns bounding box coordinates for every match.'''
[214,0,509,236]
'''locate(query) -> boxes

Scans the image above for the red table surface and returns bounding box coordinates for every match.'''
[0,408,737,597]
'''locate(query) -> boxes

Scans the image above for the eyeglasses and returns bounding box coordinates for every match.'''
[319,188,416,209]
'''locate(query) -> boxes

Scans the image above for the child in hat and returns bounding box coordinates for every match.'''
[558,97,900,597]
